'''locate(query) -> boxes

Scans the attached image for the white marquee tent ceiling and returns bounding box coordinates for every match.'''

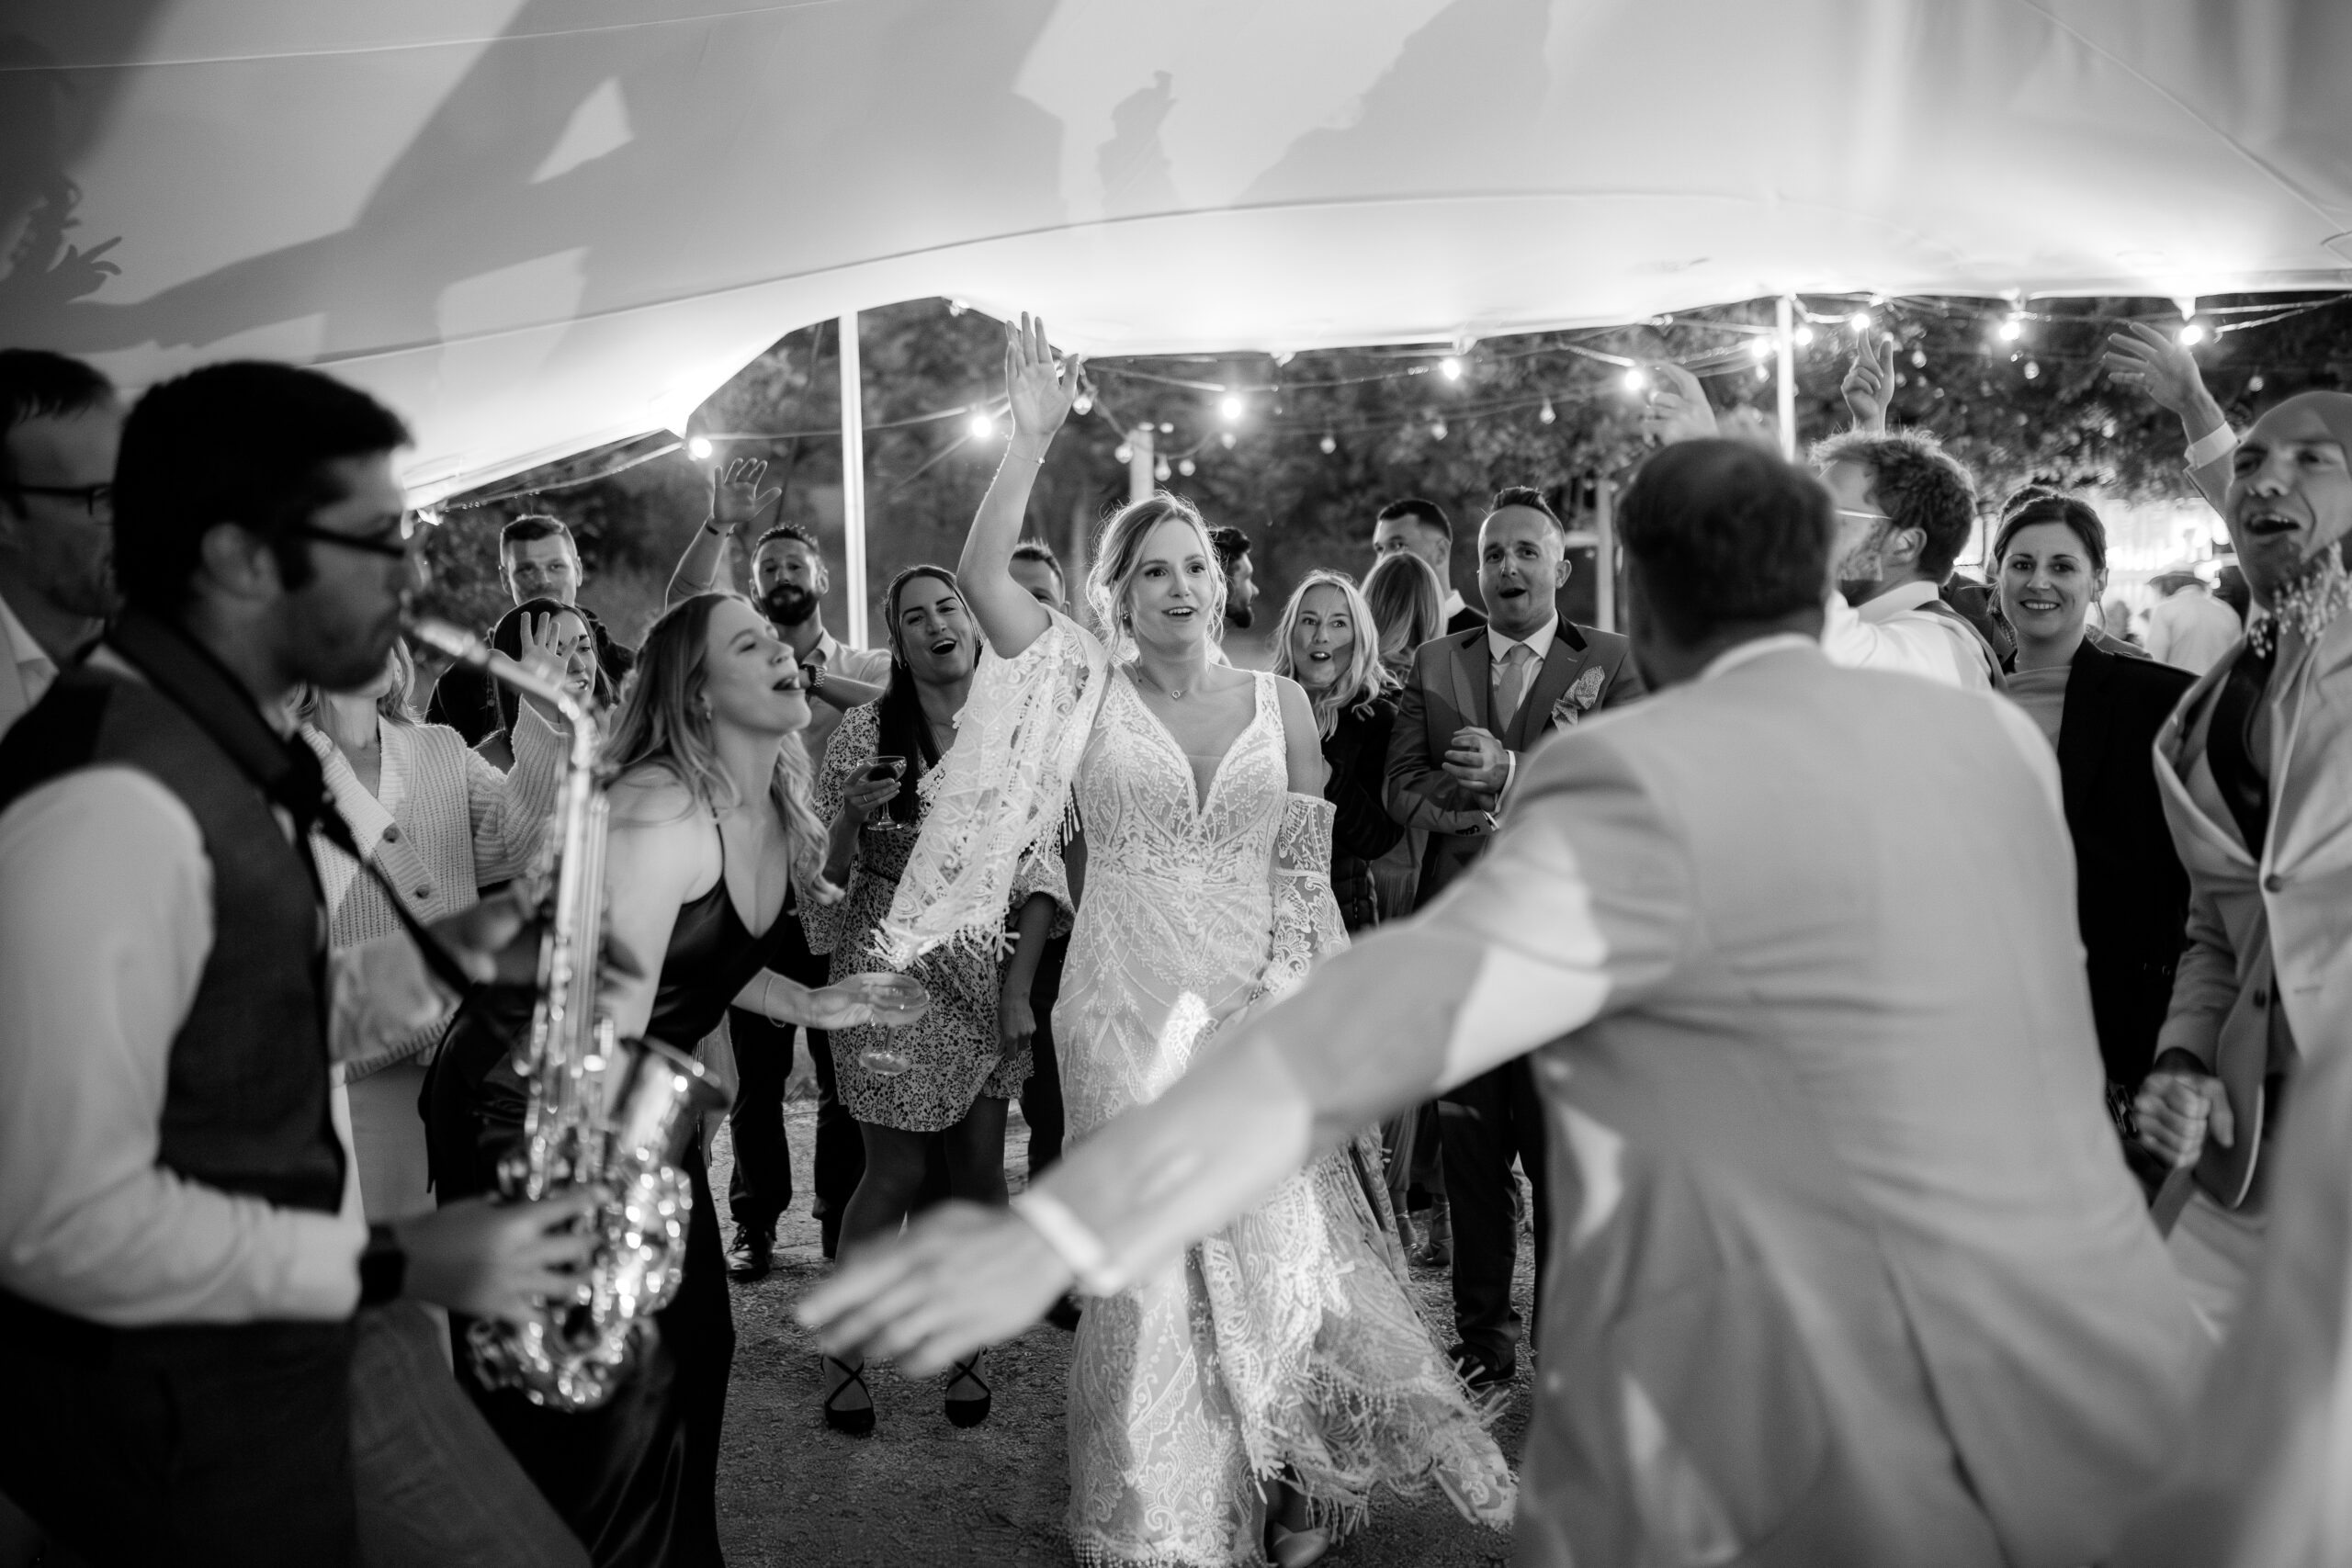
[6,1,2349,503]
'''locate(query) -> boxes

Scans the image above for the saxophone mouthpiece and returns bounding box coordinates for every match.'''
[408,616,492,668]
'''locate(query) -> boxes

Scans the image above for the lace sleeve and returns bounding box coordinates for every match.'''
[798,705,876,957]
[879,609,1107,965]
[1257,792,1349,1003]
[1012,841,1075,942]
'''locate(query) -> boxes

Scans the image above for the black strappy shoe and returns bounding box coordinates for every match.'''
[944,1352,992,1428]
[821,1355,874,1437]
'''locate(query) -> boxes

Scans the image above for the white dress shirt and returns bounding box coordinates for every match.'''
[0,655,450,1327]
[2143,585,2243,677]
[800,626,894,771]
[0,589,59,739]
[1441,587,1471,626]
[1820,580,1996,690]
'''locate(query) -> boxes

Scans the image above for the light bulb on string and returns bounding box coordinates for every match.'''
[1176,457,1196,477]
[1153,457,1171,482]
[1997,314,2025,343]
[2023,361,2041,380]
[1910,348,1928,368]
[1114,442,1134,464]
[1794,325,1815,346]
[1439,356,1464,381]
[1219,431,1237,449]
[2178,320,2208,346]
[1848,310,1872,332]
[1749,337,1773,361]
[1430,417,1449,441]
[1621,367,1648,394]
[1319,433,1338,455]
[1538,399,1556,425]
[1072,391,1093,416]
[1754,362,1770,382]
[1217,393,1245,423]
[685,436,714,461]
[1159,422,1174,434]
[967,412,997,440]
[2249,373,2267,392]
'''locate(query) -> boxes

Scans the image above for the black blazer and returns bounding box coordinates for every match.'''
[2031,636,2197,1088]
[1322,696,1404,931]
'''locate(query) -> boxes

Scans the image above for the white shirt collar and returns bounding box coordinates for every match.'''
[1486,615,1558,667]
[806,626,842,665]
[1441,587,1468,622]
[1702,632,1820,682]
[1857,579,1944,624]
[0,590,52,673]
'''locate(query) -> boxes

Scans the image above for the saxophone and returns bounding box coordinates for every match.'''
[411,617,729,1412]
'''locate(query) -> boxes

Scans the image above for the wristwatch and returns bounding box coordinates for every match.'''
[358,1222,408,1306]
[802,660,826,697]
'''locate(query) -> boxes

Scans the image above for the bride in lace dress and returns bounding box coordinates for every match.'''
[874,316,1511,1567]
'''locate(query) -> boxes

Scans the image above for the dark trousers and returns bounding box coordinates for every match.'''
[0,1294,356,1567]
[1439,1056,1551,1371]
[725,921,866,1257]
[1018,933,1071,1176]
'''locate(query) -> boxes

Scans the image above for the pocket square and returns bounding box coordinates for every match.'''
[1552,666,1607,727]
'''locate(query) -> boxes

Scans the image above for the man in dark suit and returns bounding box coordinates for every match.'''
[1373,497,1486,636]
[1386,484,1642,1387]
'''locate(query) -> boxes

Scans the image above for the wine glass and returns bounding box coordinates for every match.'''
[835,973,931,1077]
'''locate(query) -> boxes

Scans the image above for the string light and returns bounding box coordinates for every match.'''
[1176,457,1196,476]
[1538,398,1556,424]
[1749,337,1773,360]
[1439,356,1464,381]
[1754,362,1770,382]
[1114,441,1134,463]
[2249,374,2267,391]
[1220,431,1238,449]
[1794,326,1815,345]
[1430,417,1449,440]
[1997,315,2025,343]
[1072,391,1093,415]
[685,435,714,460]
[1318,433,1337,454]
[1159,422,1174,434]
[967,412,996,440]
[1848,310,1871,332]
[1217,392,1245,423]
[2023,361,2041,380]
[947,299,968,317]
[1621,367,1648,393]
[1153,457,1171,481]
[1910,347,1928,367]
[2178,320,2208,346]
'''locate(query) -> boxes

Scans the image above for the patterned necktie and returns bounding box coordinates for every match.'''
[2207,637,2277,856]
[1495,641,1538,728]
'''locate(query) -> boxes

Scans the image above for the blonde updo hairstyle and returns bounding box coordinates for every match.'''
[1086,491,1228,660]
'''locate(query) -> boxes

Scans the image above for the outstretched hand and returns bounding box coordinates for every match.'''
[796,1201,1075,1377]
[1640,362,1719,446]
[710,457,782,531]
[1841,331,1898,432]
[2101,321,2211,418]
[1006,312,1080,449]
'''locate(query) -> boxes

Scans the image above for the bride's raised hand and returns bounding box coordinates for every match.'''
[1006,311,1080,449]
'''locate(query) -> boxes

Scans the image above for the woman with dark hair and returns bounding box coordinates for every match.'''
[808,565,1065,1435]
[473,597,609,771]
[427,592,876,1567]
[1993,491,2195,1118]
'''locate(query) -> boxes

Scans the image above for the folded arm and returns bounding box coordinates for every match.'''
[1385,664,1493,835]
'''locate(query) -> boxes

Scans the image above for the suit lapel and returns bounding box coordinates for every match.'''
[1510,637,1589,750]
[1447,630,1491,736]
[2153,642,2256,869]
[2267,613,2352,873]
[2056,638,2114,832]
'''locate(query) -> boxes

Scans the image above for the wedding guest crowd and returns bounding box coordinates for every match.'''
[4,294,2350,1568]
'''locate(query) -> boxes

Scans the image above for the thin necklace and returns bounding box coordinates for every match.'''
[1133,662,1198,702]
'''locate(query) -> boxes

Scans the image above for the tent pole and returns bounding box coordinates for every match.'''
[1776,294,1798,461]
[839,311,868,649]
[1593,477,1617,634]
[1128,426,1155,504]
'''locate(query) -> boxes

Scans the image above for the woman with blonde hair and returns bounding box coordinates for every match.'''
[1269,570,1402,933]
[829,316,1510,1568]
[1363,549,1446,680]
[427,592,875,1568]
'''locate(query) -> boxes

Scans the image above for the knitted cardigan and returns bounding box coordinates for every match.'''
[304,705,564,1076]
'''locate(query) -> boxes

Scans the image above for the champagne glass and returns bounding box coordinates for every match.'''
[836,973,930,1077]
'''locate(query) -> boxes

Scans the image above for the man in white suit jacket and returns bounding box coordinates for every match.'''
[806,439,2209,1568]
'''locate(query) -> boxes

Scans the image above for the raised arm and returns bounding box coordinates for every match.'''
[2104,322,2233,513]
[666,459,780,606]
[959,313,1077,660]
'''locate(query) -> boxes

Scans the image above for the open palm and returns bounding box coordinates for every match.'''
[1006,311,1080,445]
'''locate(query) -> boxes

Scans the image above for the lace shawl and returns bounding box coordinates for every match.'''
[879,609,1107,967]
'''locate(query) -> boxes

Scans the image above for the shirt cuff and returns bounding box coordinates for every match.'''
[1010,1190,1120,1297]
[2184,424,2237,470]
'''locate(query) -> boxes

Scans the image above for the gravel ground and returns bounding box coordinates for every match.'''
[709,1099,1536,1567]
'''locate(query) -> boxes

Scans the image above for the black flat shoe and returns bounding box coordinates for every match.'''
[822,1356,874,1437]
[1446,1342,1511,1393]
[727,1232,773,1282]
[944,1353,992,1428]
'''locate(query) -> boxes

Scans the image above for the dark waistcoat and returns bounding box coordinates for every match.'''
[0,615,345,1213]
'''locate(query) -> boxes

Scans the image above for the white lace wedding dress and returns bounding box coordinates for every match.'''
[882,614,1512,1567]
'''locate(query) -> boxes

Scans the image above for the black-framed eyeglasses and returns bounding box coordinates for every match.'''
[2,480,112,518]
[283,520,416,559]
